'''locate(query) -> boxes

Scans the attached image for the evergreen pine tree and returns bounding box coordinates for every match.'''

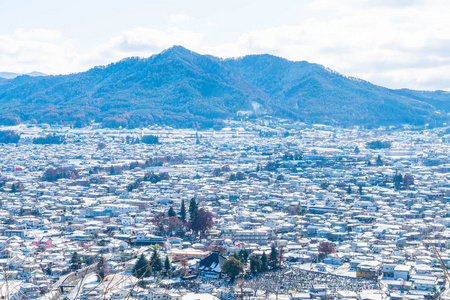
[250,256,261,274]
[393,172,403,190]
[151,249,163,273]
[179,199,186,222]
[376,155,383,166]
[269,246,278,269]
[189,198,198,224]
[261,252,268,271]
[97,255,108,280]
[133,254,150,278]
[168,206,176,217]
[70,251,83,269]
[221,257,243,282]
[164,256,171,273]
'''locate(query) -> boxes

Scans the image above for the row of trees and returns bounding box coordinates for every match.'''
[0,131,20,143]
[212,165,231,177]
[33,133,65,144]
[97,134,160,148]
[393,172,414,190]
[126,172,171,191]
[99,114,225,130]
[211,165,247,181]
[141,135,159,144]
[153,198,214,238]
[10,182,25,193]
[132,249,166,278]
[285,205,306,216]
[89,249,172,282]
[0,131,65,144]
[221,246,281,281]
[221,242,337,281]
[89,155,183,176]
[42,167,79,182]
[367,140,391,149]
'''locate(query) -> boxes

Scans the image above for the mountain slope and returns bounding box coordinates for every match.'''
[224,55,440,125]
[0,46,447,128]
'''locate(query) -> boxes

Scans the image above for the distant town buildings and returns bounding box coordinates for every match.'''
[0,120,448,299]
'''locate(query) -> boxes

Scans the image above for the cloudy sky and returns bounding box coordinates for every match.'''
[1,0,450,90]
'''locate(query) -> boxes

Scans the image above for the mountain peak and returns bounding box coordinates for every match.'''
[158,45,197,57]
[0,47,447,128]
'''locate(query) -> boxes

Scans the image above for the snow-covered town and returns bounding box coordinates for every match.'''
[0,119,449,300]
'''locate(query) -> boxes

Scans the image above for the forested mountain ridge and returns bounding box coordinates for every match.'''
[0,45,448,128]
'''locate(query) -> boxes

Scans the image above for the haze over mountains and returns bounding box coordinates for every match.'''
[0,71,46,80]
[0,46,448,128]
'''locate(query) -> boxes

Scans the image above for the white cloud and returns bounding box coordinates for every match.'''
[0,29,80,74]
[13,28,62,41]
[1,0,450,90]
[204,0,450,90]
[81,27,203,66]
[0,27,203,75]
[169,14,192,24]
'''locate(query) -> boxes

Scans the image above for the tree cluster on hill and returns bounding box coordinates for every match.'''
[132,250,163,279]
[212,165,231,177]
[249,252,269,274]
[70,252,83,270]
[97,142,107,150]
[152,212,184,236]
[187,198,214,237]
[264,161,280,172]
[102,117,128,128]
[109,165,122,175]
[42,167,79,182]
[0,116,20,126]
[229,171,246,181]
[259,131,277,137]
[33,133,65,145]
[282,152,303,160]
[151,198,215,237]
[367,140,391,149]
[90,156,183,177]
[141,135,159,144]
[126,172,171,191]
[229,247,281,280]
[190,208,214,237]
[318,241,336,261]
[143,172,170,182]
[124,135,140,144]
[403,174,414,189]
[10,182,24,193]
[145,156,183,167]
[393,172,414,190]
[0,131,20,143]
[286,205,306,216]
